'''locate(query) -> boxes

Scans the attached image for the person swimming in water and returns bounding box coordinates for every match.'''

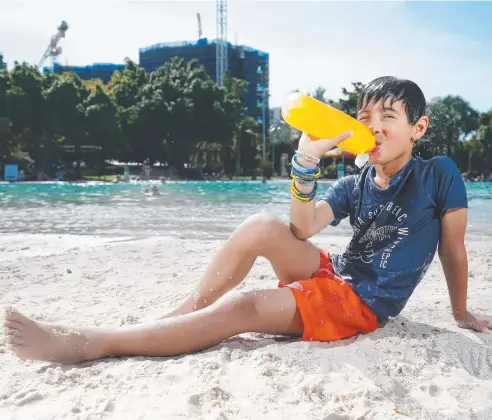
[144,184,160,196]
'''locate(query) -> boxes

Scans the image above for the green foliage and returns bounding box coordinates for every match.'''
[413,95,481,175]
[0,68,10,116]
[0,59,490,178]
[0,58,255,176]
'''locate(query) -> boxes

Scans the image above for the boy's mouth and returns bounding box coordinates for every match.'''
[369,141,381,154]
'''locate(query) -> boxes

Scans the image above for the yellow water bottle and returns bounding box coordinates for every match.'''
[281,92,376,155]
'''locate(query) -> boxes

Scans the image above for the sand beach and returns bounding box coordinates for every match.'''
[1,232,491,420]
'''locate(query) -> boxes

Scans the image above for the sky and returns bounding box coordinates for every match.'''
[1,0,491,112]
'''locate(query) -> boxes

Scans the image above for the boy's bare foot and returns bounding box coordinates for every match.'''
[3,308,107,365]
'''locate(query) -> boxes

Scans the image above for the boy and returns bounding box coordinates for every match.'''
[4,76,491,365]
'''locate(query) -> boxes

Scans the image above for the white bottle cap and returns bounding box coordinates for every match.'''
[355,153,369,168]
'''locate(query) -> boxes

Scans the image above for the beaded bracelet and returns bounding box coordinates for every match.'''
[291,179,318,202]
[291,155,319,175]
[295,150,320,165]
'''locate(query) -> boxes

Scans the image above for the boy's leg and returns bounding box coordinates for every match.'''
[163,212,321,317]
[4,287,302,364]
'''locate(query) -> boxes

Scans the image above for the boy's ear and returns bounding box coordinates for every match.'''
[412,115,429,142]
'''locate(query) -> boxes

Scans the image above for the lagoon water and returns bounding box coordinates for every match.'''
[1,180,491,239]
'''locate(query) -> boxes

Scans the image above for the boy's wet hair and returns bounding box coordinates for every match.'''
[357,76,427,125]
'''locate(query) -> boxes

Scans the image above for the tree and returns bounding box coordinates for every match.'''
[108,59,148,163]
[107,58,147,109]
[44,72,89,171]
[140,57,243,171]
[235,116,261,175]
[223,76,250,173]
[84,85,120,173]
[5,63,49,166]
[311,86,327,103]
[0,68,10,116]
[415,96,479,164]
[0,69,14,160]
[475,111,492,176]
[1,58,490,179]
[462,137,483,172]
[336,82,366,117]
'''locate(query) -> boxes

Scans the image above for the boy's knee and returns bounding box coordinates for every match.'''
[215,292,258,324]
[237,212,289,248]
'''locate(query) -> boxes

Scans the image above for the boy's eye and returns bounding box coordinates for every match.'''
[383,114,395,119]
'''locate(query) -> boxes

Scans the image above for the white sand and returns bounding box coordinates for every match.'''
[1,233,491,420]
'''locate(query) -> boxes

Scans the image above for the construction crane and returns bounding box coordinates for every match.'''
[216,0,227,86]
[197,13,203,39]
[38,21,69,69]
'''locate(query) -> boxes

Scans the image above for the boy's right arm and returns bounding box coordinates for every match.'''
[289,132,352,240]
[290,198,336,241]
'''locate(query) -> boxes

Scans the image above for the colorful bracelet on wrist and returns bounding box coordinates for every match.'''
[291,174,316,186]
[291,155,319,175]
[291,178,318,202]
[290,153,322,202]
[295,150,320,165]
[290,170,320,184]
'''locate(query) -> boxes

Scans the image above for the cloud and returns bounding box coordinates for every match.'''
[251,2,491,111]
[0,1,490,111]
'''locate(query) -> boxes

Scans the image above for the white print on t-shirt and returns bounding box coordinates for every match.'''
[350,201,409,267]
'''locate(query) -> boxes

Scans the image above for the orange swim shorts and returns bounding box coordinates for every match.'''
[279,249,379,342]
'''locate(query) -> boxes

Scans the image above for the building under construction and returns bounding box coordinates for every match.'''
[46,63,125,83]
[139,38,269,127]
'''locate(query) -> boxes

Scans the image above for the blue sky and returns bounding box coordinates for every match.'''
[405,2,491,45]
[1,0,491,112]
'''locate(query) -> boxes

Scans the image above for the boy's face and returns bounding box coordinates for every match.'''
[357,98,427,166]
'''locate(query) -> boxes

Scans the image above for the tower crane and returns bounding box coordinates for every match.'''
[39,21,69,68]
[216,0,227,86]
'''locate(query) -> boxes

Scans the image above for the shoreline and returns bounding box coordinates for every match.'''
[2,177,490,185]
[0,178,337,184]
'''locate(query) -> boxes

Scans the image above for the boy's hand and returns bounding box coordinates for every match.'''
[456,311,492,333]
[297,131,353,159]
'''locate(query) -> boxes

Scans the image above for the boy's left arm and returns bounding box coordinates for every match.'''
[439,207,492,333]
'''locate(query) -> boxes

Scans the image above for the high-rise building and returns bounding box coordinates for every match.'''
[139,38,269,129]
[44,63,125,83]
[0,54,6,70]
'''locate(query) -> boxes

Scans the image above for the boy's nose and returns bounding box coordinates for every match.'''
[368,118,383,136]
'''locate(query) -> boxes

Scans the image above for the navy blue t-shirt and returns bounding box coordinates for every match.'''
[320,156,468,322]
